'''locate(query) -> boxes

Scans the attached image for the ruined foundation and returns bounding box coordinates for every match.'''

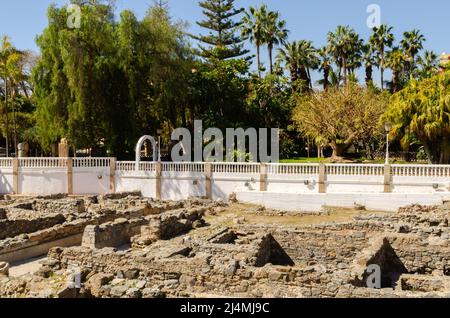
[0,192,449,298]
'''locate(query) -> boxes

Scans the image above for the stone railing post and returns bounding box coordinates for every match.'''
[384,164,392,193]
[109,158,116,193]
[204,162,212,199]
[12,158,19,195]
[155,162,162,200]
[319,163,326,194]
[67,158,73,195]
[260,163,268,192]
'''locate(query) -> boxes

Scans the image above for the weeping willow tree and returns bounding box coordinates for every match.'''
[32,1,193,158]
[385,71,450,164]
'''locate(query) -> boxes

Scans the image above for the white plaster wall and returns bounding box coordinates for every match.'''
[19,168,67,195]
[115,172,156,198]
[392,176,450,194]
[161,172,206,200]
[73,168,110,195]
[236,191,446,212]
[267,174,319,193]
[212,173,260,200]
[0,168,14,194]
[326,175,385,193]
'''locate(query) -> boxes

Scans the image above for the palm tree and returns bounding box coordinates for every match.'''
[277,41,300,86]
[264,10,288,74]
[386,47,408,92]
[401,29,425,78]
[241,5,268,78]
[369,24,395,90]
[317,47,331,89]
[297,40,318,90]
[418,50,439,78]
[0,36,15,157]
[362,44,375,86]
[278,40,317,92]
[327,26,362,85]
[7,50,26,154]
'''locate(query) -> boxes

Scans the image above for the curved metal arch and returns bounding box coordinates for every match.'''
[135,135,158,170]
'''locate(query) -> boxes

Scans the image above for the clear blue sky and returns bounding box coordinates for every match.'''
[1,0,449,82]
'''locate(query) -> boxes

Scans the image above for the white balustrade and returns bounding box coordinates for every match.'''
[1,158,449,179]
[162,162,205,173]
[73,158,111,167]
[326,164,384,175]
[212,162,260,174]
[267,163,319,175]
[392,165,450,177]
[19,158,68,168]
[116,161,136,171]
[0,158,13,167]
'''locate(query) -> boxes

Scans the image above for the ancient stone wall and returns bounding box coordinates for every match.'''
[0,214,66,240]
[82,218,147,249]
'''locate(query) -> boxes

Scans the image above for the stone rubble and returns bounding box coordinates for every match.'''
[0,193,448,298]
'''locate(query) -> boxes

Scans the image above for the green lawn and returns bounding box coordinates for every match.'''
[280,157,326,163]
[280,157,428,164]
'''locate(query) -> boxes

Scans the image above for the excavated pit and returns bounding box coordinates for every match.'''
[0,195,449,298]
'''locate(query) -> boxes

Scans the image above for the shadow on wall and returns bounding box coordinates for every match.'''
[0,173,13,195]
[359,239,408,289]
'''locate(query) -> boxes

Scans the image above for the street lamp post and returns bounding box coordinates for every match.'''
[157,129,163,162]
[385,122,392,165]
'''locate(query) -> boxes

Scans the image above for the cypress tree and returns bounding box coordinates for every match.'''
[192,0,250,61]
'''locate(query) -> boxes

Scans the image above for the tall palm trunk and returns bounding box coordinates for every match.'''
[289,61,298,92]
[410,53,416,79]
[342,58,347,85]
[268,43,273,74]
[12,87,17,156]
[306,67,312,89]
[365,65,373,85]
[380,47,385,90]
[322,66,330,90]
[256,44,261,78]
[3,77,9,157]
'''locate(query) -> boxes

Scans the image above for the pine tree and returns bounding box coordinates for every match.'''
[192,0,250,61]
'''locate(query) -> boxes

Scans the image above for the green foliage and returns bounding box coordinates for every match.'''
[192,0,249,61]
[385,71,450,163]
[246,73,294,128]
[32,1,192,157]
[293,83,388,158]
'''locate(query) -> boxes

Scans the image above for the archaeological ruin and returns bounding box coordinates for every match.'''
[0,192,449,298]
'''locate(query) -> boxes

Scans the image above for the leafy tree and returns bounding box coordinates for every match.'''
[33,1,192,158]
[385,71,450,164]
[246,73,294,128]
[189,59,249,129]
[192,0,249,62]
[293,83,387,158]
